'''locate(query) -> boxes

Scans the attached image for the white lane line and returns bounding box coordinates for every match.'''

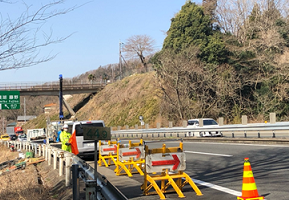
[183,141,289,148]
[185,150,232,157]
[191,178,242,196]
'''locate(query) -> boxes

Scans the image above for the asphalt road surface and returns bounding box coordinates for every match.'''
[89,140,289,200]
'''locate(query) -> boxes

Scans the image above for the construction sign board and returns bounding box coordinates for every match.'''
[119,147,145,161]
[83,127,111,140]
[145,152,186,173]
[100,144,118,155]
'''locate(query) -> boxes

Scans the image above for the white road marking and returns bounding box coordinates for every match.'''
[184,141,289,148]
[191,178,242,196]
[185,150,232,157]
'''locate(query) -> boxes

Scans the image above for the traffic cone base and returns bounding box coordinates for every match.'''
[237,196,264,200]
[237,158,264,200]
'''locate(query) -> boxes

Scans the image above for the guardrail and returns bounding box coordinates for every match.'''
[0,140,127,200]
[111,121,289,139]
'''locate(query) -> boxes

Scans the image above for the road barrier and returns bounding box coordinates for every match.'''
[98,140,118,167]
[0,140,127,200]
[141,140,202,199]
[111,121,289,139]
[114,139,145,177]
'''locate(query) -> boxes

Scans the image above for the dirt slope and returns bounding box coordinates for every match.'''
[75,71,164,127]
[24,71,167,129]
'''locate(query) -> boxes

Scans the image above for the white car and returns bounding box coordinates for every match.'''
[187,118,222,137]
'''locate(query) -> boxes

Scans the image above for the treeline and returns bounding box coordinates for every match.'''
[152,0,289,123]
[69,0,289,124]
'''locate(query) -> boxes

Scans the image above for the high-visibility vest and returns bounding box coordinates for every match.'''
[60,131,72,152]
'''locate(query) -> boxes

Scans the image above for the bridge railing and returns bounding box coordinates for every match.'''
[0,80,106,90]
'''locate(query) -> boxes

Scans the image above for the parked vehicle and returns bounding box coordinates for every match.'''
[9,134,17,141]
[27,129,45,141]
[17,134,27,142]
[0,134,10,141]
[65,120,105,158]
[14,127,24,136]
[5,126,24,136]
[187,118,222,137]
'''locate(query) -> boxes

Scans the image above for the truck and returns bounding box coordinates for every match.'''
[26,128,46,141]
[5,126,24,136]
[65,120,105,158]
[14,127,24,136]
[6,127,15,135]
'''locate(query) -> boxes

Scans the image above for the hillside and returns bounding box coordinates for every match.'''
[24,71,170,130]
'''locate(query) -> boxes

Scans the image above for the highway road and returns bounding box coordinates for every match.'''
[89,139,289,200]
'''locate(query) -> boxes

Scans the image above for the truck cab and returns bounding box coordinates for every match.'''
[65,120,105,158]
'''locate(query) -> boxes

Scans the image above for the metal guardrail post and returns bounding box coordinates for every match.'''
[48,148,52,166]
[72,164,80,200]
[85,180,97,200]
[59,152,64,176]
[39,145,41,157]
[232,132,234,138]
[65,155,72,186]
[258,132,260,138]
[34,144,37,155]
[53,150,57,170]
[45,145,48,161]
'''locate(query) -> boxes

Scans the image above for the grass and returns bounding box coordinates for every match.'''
[0,144,50,200]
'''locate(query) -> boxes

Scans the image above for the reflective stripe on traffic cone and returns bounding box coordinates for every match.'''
[237,158,264,200]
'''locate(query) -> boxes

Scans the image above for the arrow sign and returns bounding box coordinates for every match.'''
[103,145,117,154]
[122,148,141,159]
[151,154,180,170]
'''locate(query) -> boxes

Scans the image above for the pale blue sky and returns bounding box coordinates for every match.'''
[0,0,201,83]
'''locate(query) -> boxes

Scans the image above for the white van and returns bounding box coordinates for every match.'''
[187,118,222,137]
[66,120,105,157]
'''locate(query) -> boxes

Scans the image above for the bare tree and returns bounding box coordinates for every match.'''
[122,35,155,73]
[0,0,78,71]
[216,0,289,40]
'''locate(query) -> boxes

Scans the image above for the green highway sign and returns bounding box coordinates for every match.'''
[83,127,111,140]
[0,91,20,110]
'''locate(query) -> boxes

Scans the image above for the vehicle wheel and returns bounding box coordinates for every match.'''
[199,132,203,137]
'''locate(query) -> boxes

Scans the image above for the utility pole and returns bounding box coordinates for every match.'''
[119,41,123,80]
[24,97,26,123]
[2,116,4,134]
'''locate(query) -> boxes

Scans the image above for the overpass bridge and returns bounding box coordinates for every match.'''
[0,81,106,96]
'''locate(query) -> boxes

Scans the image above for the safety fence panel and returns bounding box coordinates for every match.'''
[98,140,118,167]
[115,139,145,177]
[142,141,202,200]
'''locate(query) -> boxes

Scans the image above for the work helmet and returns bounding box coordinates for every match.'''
[63,124,68,129]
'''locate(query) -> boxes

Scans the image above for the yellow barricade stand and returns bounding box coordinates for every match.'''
[114,139,145,177]
[141,142,202,199]
[98,140,119,167]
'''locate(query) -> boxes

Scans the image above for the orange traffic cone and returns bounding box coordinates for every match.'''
[237,158,264,200]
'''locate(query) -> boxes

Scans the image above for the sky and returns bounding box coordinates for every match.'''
[0,0,201,84]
